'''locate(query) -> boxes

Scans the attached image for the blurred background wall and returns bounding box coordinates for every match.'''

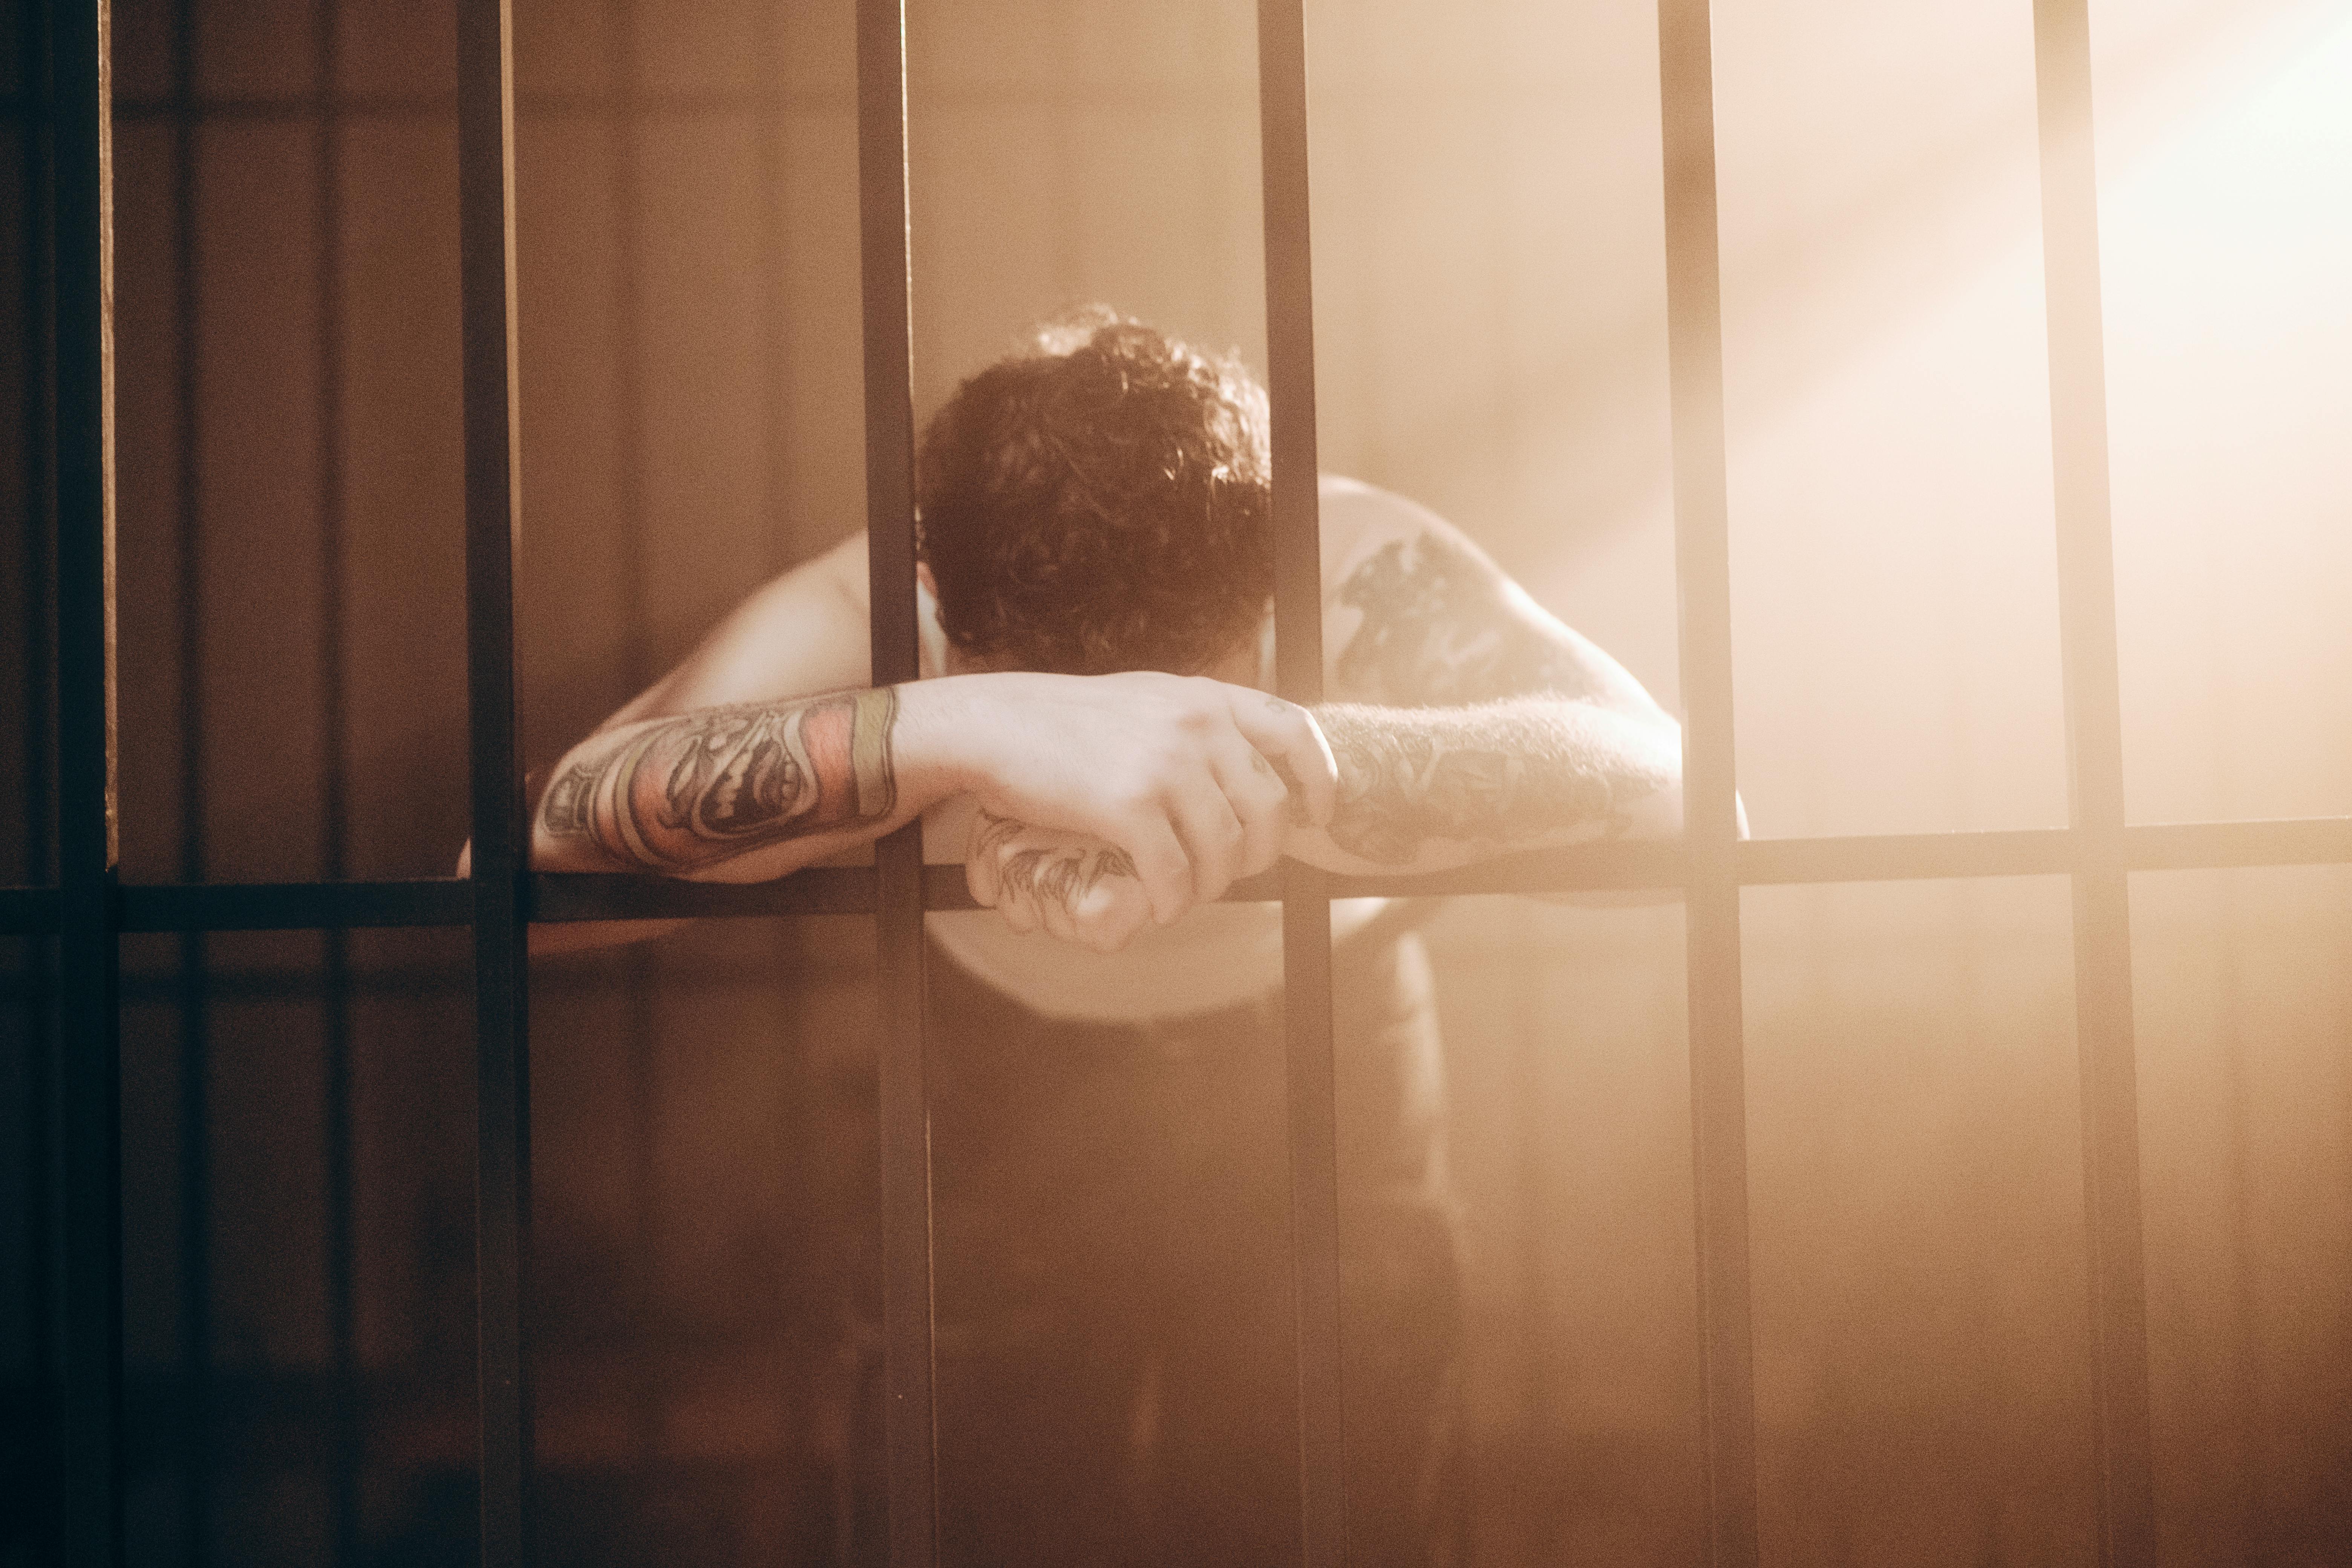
[2,0,2348,1562]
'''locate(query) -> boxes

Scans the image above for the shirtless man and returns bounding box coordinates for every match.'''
[529,312,1682,1564]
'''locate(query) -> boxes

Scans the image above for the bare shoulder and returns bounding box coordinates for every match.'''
[1316,476,1666,718]
[605,531,876,727]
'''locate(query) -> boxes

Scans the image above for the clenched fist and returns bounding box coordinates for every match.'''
[903,670,1335,926]
[963,809,1158,953]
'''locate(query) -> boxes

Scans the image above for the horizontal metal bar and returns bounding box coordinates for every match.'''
[1736,829,2069,884]
[1306,838,1690,899]
[118,879,471,931]
[2122,816,2352,871]
[534,868,878,921]
[105,82,1279,126]
[15,816,2342,937]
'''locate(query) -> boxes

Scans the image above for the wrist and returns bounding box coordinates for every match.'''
[888,675,988,806]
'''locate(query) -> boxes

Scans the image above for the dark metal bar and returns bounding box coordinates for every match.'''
[165,0,214,1553]
[52,0,124,1559]
[603,0,666,1473]
[19,0,62,1560]
[311,0,360,1556]
[455,0,532,1559]
[1656,1,1760,1562]
[19,0,60,990]
[1256,2,1346,1562]
[2032,2,2156,1561]
[15,813,2335,940]
[106,83,1260,126]
[854,2,937,1562]
[2,887,64,933]
[8,818,2340,943]
[119,878,473,930]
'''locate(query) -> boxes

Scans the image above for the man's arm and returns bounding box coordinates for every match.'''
[533,664,1337,923]
[965,483,1691,934]
[537,687,910,876]
[1303,697,1677,873]
[506,532,1335,953]
[1288,483,1686,873]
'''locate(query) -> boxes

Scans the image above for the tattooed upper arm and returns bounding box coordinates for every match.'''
[1330,527,1643,710]
[1307,492,1682,868]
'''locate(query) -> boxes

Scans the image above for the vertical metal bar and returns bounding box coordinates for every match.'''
[21,0,65,1562]
[312,0,360,1559]
[455,0,532,1560]
[854,3,936,1563]
[166,0,213,1554]
[606,0,663,1479]
[2030,4,2155,1562]
[1256,3,1345,1563]
[18,0,63,1554]
[1655,3,1761,1563]
[52,0,123,1560]
[18,0,57,894]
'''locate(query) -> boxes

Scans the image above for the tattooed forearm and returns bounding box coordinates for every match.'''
[1315,700,1668,866]
[540,688,899,871]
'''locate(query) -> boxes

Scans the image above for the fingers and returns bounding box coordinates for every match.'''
[970,818,1154,952]
[1116,811,1193,925]
[1164,782,1248,907]
[998,890,1041,935]
[1225,691,1338,828]
[963,807,1020,911]
[1206,731,1292,880]
[964,843,999,910]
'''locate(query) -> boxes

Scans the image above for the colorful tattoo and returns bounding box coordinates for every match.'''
[541,687,899,871]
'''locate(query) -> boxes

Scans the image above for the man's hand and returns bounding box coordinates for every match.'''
[963,810,1156,953]
[909,670,1335,926]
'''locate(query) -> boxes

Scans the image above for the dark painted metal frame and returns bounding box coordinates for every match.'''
[25,0,2352,1561]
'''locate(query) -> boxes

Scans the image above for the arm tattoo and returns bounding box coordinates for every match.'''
[1317,701,1666,865]
[977,809,1138,913]
[541,688,899,871]
[1335,531,1611,705]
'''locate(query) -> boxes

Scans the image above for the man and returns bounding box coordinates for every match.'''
[530,312,1682,1563]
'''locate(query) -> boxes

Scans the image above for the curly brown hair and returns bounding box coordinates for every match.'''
[916,310,1272,676]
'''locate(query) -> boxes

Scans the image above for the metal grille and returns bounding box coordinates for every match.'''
[16,0,2352,1563]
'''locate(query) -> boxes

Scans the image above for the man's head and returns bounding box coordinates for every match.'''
[917,309,1272,677]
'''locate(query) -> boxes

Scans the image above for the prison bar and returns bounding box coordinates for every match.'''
[2032,1,2158,1562]
[55,0,126,1559]
[13,1,64,1557]
[1655,0,1764,1560]
[453,0,534,1559]
[18,0,2352,1559]
[167,0,217,1555]
[9,813,2352,939]
[854,1,943,1562]
[1254,1,1351,1562]
[607,0,671,1489]
[312,0,365,1555]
